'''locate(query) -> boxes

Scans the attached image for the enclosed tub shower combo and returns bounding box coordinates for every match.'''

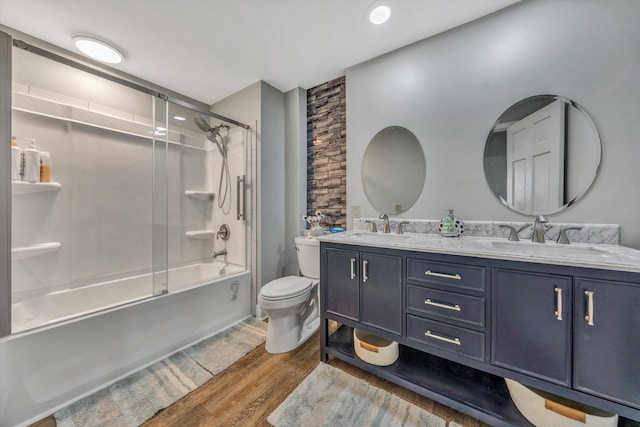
[0,32,253,426]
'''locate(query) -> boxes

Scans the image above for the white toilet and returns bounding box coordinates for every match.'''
[258,235,320,354]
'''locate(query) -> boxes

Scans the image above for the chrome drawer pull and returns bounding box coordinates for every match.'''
[425,270,461,280]
[425,298,461,312]
[350,258,356,280]
[585,290,595,326]
[554,287,563,321]
[425,330,461,346]
[363,260,369,283]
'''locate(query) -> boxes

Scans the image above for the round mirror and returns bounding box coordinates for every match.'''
[362,126,426,214]
[483,95,601,216]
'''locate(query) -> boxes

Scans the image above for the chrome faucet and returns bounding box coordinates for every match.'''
[213,249,227,258]
[396,221,409,234]
[557,226,582,245]
[379,213,390,233]
[531,215,548,243]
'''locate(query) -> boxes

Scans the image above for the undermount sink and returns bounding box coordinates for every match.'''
[352,232,410,242]
[490,241,623,259]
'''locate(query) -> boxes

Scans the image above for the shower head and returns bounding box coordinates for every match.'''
[194,117,231,134]
[194,116,229,155]
[194,116,212,133]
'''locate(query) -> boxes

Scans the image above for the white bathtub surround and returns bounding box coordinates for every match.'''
[54,317,266,427]
[11,261,245,333]
[10,73,249,332]
[0,270,251,427]
[353,218,621,245]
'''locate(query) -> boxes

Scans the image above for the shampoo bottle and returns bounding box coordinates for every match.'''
[11,136,22,181]
[40,151,51,183]
[23,138,41,183]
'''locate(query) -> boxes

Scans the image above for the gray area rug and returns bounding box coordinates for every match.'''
[268,363,447,427]
[55,316,267,427]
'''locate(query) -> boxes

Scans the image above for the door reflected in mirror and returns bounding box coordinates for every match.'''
[362,126,425,214]
[484,95,601,215]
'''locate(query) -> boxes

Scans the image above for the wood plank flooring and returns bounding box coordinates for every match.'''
[32,328,488,427]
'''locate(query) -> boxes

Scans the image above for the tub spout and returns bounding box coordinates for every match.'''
[213,249,227,258]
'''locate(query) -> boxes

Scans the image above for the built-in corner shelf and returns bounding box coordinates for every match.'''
[12,181,62,195]
[12,242,62,261]
[185,190,214,201]
[185,230,215,240]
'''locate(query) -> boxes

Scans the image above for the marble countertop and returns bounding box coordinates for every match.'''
[317,230,640,274]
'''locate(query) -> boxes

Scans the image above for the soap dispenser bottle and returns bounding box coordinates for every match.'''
[23,138,41,183]
[438,209,464,237]
[40,151,51,183]
[11,136,22,181]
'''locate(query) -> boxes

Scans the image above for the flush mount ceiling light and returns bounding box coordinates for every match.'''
[173,116,186,121]
[72,35,124,64]
[368,3,391,25]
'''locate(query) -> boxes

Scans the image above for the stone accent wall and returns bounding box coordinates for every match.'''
[306,76,347,229]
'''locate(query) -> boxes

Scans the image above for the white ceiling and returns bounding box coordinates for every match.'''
[0,0,520,105]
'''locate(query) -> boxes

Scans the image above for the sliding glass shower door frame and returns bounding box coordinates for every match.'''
[0,31,13,338]
[0,30,249,338]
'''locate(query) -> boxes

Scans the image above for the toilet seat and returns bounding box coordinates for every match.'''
[259,276,314,301]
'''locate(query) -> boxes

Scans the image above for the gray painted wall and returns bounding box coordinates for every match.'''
[284,88,307,276]
[346,0,640,248]
[260,83,286,282]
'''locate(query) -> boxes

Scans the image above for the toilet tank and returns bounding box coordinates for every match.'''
[294,236,320,279]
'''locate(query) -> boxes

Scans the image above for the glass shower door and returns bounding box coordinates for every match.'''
[165,102,249,292]
[9,45,168,332]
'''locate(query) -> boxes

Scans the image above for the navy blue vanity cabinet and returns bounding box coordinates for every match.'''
[491,268,572,386]
[360,251,402,335]
[320,241,640,425]
[325,248,360,321]
[405,257,488,362]
[574,277,640,409]
[324,246,402,335]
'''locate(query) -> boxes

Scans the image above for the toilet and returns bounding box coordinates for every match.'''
[258,235,320,354]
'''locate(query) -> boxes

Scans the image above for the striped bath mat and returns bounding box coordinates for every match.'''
[55,316,267,427]
[268,363,446,427]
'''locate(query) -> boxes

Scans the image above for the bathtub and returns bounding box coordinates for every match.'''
[11,261,245,333]
[0,263,251,427]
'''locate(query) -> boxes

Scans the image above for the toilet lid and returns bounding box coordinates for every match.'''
[260,276,314,301]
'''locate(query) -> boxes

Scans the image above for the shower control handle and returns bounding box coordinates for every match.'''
[217,224,230,241]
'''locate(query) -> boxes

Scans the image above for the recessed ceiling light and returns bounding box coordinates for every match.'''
[369,4,391,25]
[72,35,124,64]
[173,116,186,121]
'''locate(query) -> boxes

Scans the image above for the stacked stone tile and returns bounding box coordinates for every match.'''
[306,77,346,229]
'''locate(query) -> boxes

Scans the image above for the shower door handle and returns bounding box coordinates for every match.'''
[237,175,246,220]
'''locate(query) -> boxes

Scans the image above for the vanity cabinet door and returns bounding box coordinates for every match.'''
[491,268,572,386]
[360,252,402,335]
[325,248,360,321]
[574,278,640,409]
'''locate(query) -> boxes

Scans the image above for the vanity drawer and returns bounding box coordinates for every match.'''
[407,258,485,292]
[406,285,485,328]
[406,314,485,361]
